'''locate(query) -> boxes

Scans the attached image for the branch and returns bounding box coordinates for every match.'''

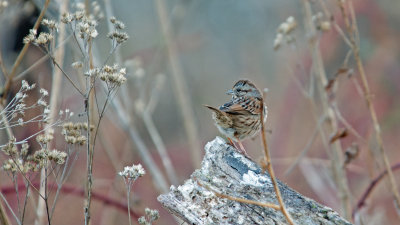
[352,162,400,219]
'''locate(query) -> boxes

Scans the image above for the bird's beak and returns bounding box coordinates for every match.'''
[226,89,234,95]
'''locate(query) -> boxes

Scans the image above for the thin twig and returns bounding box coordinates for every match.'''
[91,90,113,168]
[103,0,122,63]
[0,43,9,78]
[21,182,29,224]
[0,120,63,148]
[260,100,295,225]
[50,149,73,218]
[333,23,353,48]
[12,175,21,219]
[0,191,11,225]
[196,179,281,210]
[0,104,14,140]
[0,192,20,225]
[126,185,132,225]
[48,54,84,96]
[84,36,96,225]
[352,162,400,219]
[44,168,51,225]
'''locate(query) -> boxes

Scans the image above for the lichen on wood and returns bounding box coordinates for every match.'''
[158,137,353,225]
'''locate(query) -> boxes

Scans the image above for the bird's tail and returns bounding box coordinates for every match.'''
[204,105,231,128]
[204,104,220,112]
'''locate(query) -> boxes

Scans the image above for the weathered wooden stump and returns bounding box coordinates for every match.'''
[158,137,352,225]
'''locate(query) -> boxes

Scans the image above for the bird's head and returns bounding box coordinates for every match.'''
[226,80,262,99]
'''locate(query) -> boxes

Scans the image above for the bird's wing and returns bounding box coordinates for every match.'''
[219,100,254,115]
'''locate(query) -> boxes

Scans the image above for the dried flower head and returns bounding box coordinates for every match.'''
[40,88,49,96]
[35,32,54,45]
[145,208,160,220]
[313,12,331,32]
[110,16,126,30]
[61,12,74,24]
[77,16,98,39]
[138,208,160,225]
[33,149,67,168]
[72,61,83,69]
[37,99,47,107]
[18,118,24,126]
[62,122,88,145]
[84,68,100,77]
[2,141,38,174]
[23,29,37,44]
[48,150,68,164]
[118,163,145,182]
[108,16,129,46]
[44,107,51,115]
[21,80,35,90]
[1,80,51,134]
[277,16,297,34]
[273,16,298,50]
[107,31,129,44]
[3,159,23,173]
[36,133,54,145]
[41,19,58,30]
[1,138,17,156]
[21,143,29,156]
[62,7,99,40]
[273,33,284,51]
[98,64,127,88]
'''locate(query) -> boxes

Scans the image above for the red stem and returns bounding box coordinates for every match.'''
[352,162,400,219]
[0,182,140,220]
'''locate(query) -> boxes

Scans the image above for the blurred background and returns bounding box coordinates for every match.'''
[0,0,400,224]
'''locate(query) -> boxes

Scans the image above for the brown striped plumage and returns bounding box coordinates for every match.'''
[205,80,267,155]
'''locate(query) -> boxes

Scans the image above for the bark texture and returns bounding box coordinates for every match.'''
[158,137,353,225]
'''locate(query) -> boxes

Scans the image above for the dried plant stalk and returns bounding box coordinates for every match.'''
[35,2,69,224]
[154,0,202,168]
[302,0,352,219]
[336,0,400,209]
[0,196,10,225]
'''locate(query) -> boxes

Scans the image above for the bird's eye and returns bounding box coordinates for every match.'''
[236,88,242,92]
